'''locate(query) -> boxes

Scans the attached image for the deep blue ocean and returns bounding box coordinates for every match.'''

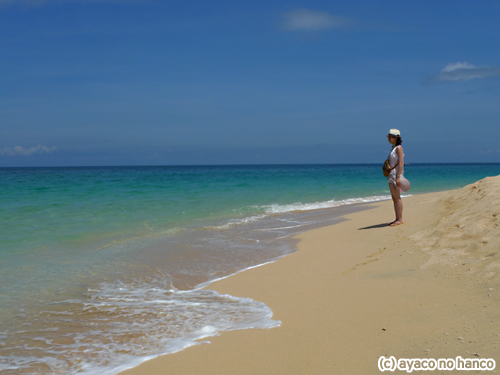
[1,163,500,375]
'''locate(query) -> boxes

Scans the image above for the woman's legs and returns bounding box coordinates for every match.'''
[389,183,403,226]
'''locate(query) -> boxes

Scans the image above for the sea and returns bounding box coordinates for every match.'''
[1,163,500,375]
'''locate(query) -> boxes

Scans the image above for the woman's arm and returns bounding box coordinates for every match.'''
[396,146,404,185]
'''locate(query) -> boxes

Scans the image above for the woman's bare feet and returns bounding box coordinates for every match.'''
[389,220,404,227]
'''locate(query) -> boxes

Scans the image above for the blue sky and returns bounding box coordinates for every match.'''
[1,0,499,166]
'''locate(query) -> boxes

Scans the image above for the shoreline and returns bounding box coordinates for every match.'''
[120,178,500,374]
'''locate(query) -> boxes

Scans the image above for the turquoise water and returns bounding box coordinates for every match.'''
[1,163,500,374]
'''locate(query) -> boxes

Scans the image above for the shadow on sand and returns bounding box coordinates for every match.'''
[358,223,390,230]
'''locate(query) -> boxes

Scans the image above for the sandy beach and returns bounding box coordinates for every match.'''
[120,176,500,375]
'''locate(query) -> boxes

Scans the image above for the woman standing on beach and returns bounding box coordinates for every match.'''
[387,129,404,226]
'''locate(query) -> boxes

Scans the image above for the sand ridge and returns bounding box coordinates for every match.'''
[411,176,500,288]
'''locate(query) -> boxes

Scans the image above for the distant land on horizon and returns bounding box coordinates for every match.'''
[1,141,499,168]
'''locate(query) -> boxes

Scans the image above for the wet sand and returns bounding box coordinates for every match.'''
[120,176,500,374]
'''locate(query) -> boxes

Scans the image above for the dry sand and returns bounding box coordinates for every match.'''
[120,176,500,374]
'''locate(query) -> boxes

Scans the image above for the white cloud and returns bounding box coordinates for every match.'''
[441,61,476,73]
[0,144,57,156]
[430,61,500,83]
[282,9,354,31]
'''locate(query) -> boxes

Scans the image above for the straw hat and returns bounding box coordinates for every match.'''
[387,129,401,137]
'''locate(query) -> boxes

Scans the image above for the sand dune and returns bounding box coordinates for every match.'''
[412,176,500,287]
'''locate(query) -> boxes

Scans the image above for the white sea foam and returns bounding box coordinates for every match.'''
[194,260,277,290]
[204,214,267,230]
[1,280,280,375]
[262,194,393,214]
[203,195,393,232]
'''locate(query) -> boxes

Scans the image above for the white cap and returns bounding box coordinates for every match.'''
[387,129,401,137]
